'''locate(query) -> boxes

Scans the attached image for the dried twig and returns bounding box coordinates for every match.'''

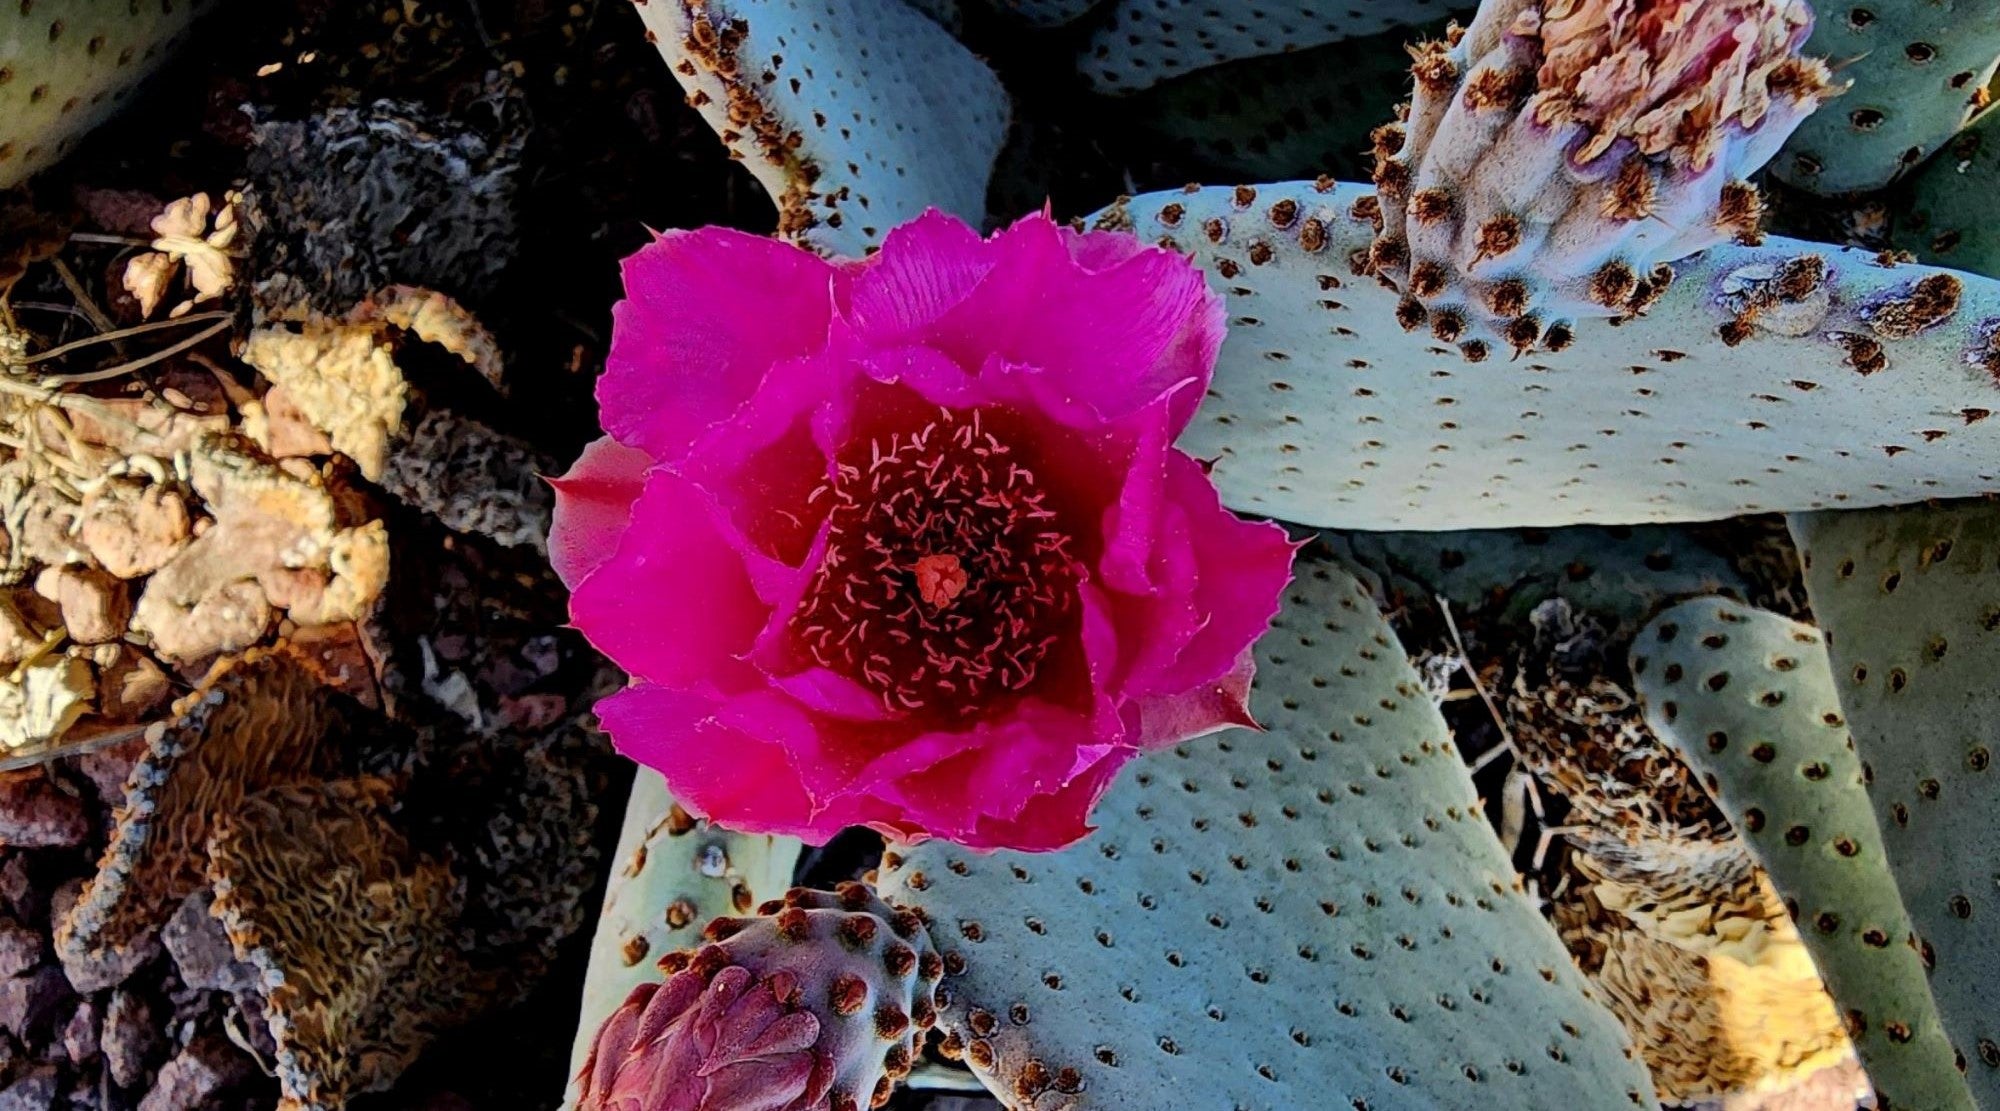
[3,311,228,367]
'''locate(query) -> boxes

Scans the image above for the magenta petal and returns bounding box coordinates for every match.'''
[1133,646,1259,748]
[769,667,892,722]
[548,436,653,591]
[597,684,821,838]
[1060,224,1154,271]
[929,213,1224,431]
[600,228,842,463]
[1140,452,1298,695]
[968,746,1132,851]
[569,470,767,689]
[1096,401,1177,596]
[843,210,994,342]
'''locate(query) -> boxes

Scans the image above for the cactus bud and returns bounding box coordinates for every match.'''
[1374,0,1835,348]
[575,884,940,1111]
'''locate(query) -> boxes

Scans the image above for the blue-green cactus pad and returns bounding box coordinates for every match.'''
[1094,180,2000,530]
[1790,502,2000,1101]
[878,560,1659,1110]
[637,0,1009,256]
[1772,1,2000,197]
[0,0,216,189]
[1631,598,1972,1111]
[1077,0,1463,93]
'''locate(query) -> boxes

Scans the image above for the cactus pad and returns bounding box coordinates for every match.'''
[1899,109,2000,280]
[878,560,1658,1110]
[1772,0,2000,196]
[983,0,1103,29]
[1329,524,1748,631]
[1076,0,1457,94]
[637,0,1008,256]
[1096,180,2000,530]
[0,0,216,189]
[1789,502,2000,1101]
[1630,596,1972,1109]
[564,767,801,1103]
[623,883,945,1111]
[1127,24,1440,184]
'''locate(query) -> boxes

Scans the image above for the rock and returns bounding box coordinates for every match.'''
[52,568,132,645]
[0,774,87,849]
[137,1035,254,1111]
[0,857,41,925]
[74,735,147,805]
[56,931,158,996]
[62,998,98,1063]
[0,967,70,1040]
[93,648,171,726]
[78,478,192,580]
[0,596,42,668]
[0,1066,56,1111]
[0,921,41,978]
[103,989,156,1089]
[161,893,253,994]
[53,877,161,994]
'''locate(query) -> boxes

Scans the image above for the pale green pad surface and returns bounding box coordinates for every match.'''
[1791,503,2000,1101]
[880,561,1657,1110]
[1094,180,2000,530]
[1632,597,1971,1111]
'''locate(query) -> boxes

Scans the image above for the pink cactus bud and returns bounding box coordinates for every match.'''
[576,970,823,1111]
[576,884,941,1111]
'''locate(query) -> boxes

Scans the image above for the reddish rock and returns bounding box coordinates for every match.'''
[0,922,41,978]
[53,879,161,993]
[0,967,71,1040]
[103,989,157,1089]
[137,1035,254,1111]
[0,857,40,924]
[0,1066,56,1111]
[75,736,148,805]
[0,773,89,849]
[63,997,99,1063]
[161,893,253,994]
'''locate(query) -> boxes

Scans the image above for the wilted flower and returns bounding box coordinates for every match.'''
[550,211,1294,849]
[122,191,241,319]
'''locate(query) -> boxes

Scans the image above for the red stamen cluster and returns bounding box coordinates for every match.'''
[791,406,1078,719]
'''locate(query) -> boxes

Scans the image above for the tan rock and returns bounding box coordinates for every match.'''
[0,595,43,667]
[132,435,387,663]
[53,568,132,646]
[240,321,406,480]
[78,478,192,580]
[94,646,171,723]
[0,656,93,754]
[248,386,334,460]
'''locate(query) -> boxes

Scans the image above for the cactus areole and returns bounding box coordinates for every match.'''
[1372,0,1834,346]
[548,210,1295,851]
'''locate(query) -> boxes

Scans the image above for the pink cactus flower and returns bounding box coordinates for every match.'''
[549,210,1295,850]
[576,969,823,1111]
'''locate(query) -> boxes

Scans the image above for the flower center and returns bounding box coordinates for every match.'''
[913,553,969,609]
[789,406,1078,719]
